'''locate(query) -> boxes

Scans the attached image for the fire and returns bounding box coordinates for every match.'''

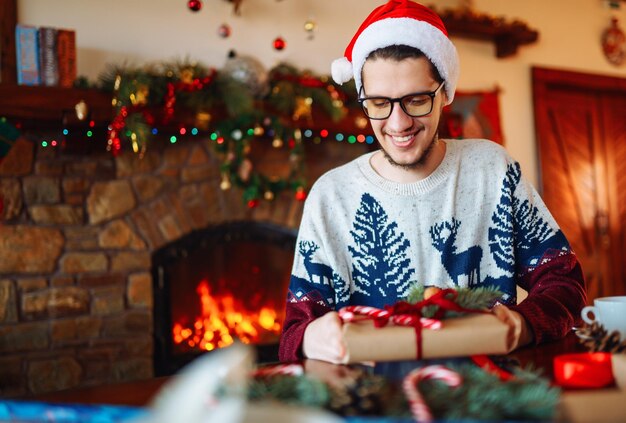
[172,279,282,351]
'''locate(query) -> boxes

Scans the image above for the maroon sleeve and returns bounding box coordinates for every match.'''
[278,300,333,362]
[509,252,587,344]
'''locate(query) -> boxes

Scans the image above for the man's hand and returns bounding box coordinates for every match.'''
[302,311,347,364]
[492,303,534,351]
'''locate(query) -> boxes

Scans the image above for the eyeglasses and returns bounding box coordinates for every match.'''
[358,82,445,120]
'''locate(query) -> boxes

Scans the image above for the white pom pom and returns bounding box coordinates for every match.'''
[331,57,354,85]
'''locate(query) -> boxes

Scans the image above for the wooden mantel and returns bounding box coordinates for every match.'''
[0,0,539,126]
[437,7,539,58]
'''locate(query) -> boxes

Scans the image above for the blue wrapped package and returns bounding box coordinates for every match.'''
[0,400,148,423]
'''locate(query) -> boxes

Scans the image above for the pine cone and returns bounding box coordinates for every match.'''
[576,322,626,353]
[327,371,389,416]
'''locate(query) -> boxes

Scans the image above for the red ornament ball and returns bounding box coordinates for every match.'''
[247,199,260,209]
[218,23,231,38]
[273,37,286,51]
[295,188,307,201]
[188,0,202,12]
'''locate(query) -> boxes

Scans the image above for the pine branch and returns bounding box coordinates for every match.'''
[422,363,559,421]
[242,362,558,421]
[404,285,503,318]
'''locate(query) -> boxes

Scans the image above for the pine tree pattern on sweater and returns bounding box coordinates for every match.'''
[349,193,416,298]
[286,139,572,311]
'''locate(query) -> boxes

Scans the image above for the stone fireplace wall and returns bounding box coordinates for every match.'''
[0,135,368,396]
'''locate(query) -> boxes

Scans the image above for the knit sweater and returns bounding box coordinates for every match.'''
[279,139,586,362]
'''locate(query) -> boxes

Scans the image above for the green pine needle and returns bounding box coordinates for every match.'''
[404,285,503,318]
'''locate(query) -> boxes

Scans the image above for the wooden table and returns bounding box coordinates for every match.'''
[32,332,587,407]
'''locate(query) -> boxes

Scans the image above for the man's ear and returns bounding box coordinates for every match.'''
[440,88,449,108]
[435,90,448,128]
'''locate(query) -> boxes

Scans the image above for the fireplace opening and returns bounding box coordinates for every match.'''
[152,221,296,376]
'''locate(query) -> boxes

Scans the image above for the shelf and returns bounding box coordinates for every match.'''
[437,8,539,58]
[0,84,113,127]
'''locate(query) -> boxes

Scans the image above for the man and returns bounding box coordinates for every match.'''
[279,0,586,364]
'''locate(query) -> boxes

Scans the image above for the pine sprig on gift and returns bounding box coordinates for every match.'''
[404,285,503,318]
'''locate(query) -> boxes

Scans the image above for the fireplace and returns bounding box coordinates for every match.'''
[152,220,297,376]
[0,130,371,395]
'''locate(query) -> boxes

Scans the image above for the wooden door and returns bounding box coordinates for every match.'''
[533,67,626,301]
[601,92,626,296]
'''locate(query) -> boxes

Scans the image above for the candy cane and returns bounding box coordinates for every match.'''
[338,305,442,330]
[253,363,303,378]
[403,365,462,423]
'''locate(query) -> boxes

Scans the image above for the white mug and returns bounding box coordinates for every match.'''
[581,296,626,339]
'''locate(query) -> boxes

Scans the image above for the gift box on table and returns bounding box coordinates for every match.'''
[554,347,626,421]
[613,354,626,389]
[341,313,511,364]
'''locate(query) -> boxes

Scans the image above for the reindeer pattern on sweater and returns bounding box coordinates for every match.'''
[286,139,571,311]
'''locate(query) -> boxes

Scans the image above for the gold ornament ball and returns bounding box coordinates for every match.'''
[423,286,443,300]
[264,191,275,201]
[180,68,195,84]
[74,100,89,121]
[238,159,253,181]
[304,19,316,32]
[272,138,284,148]
[195,111,212,131]
[220,177,232,190]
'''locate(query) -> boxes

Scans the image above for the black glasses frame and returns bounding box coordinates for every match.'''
[358,82,445,120]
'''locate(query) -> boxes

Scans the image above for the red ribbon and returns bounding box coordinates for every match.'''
[470,355,515,381]
[340,288,488,359]
[554,352,615,388]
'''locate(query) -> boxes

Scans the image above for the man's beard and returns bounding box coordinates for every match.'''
[380,132,439,171]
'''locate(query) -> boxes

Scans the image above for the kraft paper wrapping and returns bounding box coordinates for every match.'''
[341,313,511,364]
[613,354,626,390]
[557,355,626,422]
[559,389,626,423]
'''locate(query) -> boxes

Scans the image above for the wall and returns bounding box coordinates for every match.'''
[16,0,626,188]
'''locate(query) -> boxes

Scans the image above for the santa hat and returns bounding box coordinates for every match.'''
[331,0,459,104]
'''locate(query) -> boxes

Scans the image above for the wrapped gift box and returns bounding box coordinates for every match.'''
[613,354,626,390]
[554,352,626,422]
[341,313,511,363]
[559,389,626,423]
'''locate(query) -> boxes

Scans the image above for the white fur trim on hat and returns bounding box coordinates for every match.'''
[345,17,459,105]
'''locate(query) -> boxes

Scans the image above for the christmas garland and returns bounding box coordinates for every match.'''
[244,360,559,421]
[98,58,358,205]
